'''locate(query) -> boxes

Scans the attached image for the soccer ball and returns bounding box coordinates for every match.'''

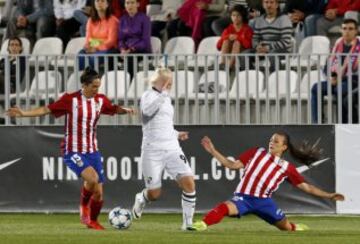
[108,207,132,230]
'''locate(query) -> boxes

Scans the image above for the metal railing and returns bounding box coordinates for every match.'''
[0,53,359,125]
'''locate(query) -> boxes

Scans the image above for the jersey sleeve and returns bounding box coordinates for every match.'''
[237,147,258,166]
[47,94,71,118]
[286,163,305,186]
[101,95,122,115]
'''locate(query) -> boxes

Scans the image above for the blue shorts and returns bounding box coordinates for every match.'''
[229,193,285,224]
[63,151,105,183]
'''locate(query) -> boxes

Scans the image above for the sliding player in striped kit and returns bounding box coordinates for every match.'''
[132,66,197,230]
[191,132,345,231]
[6,67,135,230]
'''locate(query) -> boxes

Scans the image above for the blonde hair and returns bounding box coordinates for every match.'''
[149,66,172,86]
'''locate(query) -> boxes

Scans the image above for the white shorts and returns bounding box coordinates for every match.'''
[141,149,193,189]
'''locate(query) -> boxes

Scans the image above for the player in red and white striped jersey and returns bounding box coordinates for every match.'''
[190,132,345,232]
[6,67,135,230]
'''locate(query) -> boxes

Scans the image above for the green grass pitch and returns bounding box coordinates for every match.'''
[0,214,359,244]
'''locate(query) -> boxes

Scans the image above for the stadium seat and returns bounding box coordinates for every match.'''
[29,37,63,66]
[160,37,195,67]
[146,4,161,16]
[190,70,229,99]
[64,71,82,94]
[0,37,31,55]
[291,70,326,100]
[10,70,62,100]
[170,70,195,98]
[151,36,162,54]
[127,70,155,99]
[188,36,220,68]
[100,70,131,100]
[53,37,86,68]
[288,36,330,68]
[259,70,298,99]
[227,70,265,100]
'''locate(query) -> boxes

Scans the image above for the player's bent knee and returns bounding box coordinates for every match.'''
[178,175,195,192]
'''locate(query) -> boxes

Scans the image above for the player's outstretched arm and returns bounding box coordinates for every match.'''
[297,182,345,201]
[201,136,244,170]
[117,106,136,115]
[6,106,51,118]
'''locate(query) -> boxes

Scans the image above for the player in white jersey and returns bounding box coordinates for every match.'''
[132,67,196,230]
[190,132,345,231]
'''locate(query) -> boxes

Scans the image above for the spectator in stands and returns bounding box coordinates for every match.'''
[54,0,87,46]
[316,0,360,36]
[212,0,263,36]
[118,0,151,78]
[216,5,253,69]
[301,0,327,37]
[170,0,225,43]
[311,19,360,123]
[244,0,293,72]
[73,0,149,37]
[77,0,119,70]
[73,0,92,36]
[5,0,55,44]
[0,0,16,28]
[0,37,26,94]
[150,0,184,40]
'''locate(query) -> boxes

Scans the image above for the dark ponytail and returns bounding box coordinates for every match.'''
[277,131,322,166]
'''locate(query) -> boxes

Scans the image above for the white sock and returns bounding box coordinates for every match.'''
[142,189,150,203]
[181,191,196,227]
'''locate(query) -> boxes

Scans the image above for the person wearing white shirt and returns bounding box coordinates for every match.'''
[150,0,184,39]
[54,0,87,45]
[132,67,197,231]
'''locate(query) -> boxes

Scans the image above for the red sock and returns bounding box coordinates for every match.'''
[89,198,103,221]
[203,203,229,226]
[80,187,93,206]
[290,222,296,231]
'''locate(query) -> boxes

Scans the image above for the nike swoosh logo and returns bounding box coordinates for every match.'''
[296,158,330,173]
[0,158,21,171]
[36,129,63,139]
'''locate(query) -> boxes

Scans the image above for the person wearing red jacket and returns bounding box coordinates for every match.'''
[316,0,360,36]
[216,4,253,69]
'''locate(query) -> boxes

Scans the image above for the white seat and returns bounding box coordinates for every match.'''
[137,37,162,68]
[65,72,83,93]
[160,37,195,67]
[291,70,326,100]
[289,36,330,68]
[171,70,195,98]
[127,70,156,99]
[29,37,63,66]
[260,70,298,99]
[190,70,229,99]
[146,4,162,16]
[53,37,86,67]
[188,36,220,67]
[151,36,162,54]
[10,70,62,100]
[100,71,131,100]
[0,37,31,55]
[227,70,265,100]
